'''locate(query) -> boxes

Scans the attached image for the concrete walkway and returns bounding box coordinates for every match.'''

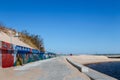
[0,57,90,80]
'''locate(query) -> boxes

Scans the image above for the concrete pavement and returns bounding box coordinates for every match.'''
[0,57,90,80]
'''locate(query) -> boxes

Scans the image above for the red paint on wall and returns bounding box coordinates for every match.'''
[2,53,14,68]
[1,41,14,68]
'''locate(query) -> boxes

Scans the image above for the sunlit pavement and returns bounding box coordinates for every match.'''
[0,57,90,80]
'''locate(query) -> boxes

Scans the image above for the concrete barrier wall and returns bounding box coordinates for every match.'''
[66,58,118,80]
[0,41,45,68]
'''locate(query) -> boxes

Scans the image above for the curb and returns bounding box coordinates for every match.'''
[66,57,118,80]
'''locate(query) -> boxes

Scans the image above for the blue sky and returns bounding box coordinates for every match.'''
[0,0,120,54]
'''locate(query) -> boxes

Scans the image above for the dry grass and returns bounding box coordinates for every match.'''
[19,34,38,49]
[0,26,16,36]
[0,26,39,49]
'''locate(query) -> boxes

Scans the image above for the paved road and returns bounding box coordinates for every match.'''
[0,57,90,80]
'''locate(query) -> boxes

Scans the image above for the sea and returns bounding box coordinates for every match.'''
[86,62,120,80]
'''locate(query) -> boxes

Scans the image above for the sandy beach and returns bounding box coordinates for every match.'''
[69,55,120,65]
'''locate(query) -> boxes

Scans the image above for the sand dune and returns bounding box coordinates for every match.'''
[0,31,32,48]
